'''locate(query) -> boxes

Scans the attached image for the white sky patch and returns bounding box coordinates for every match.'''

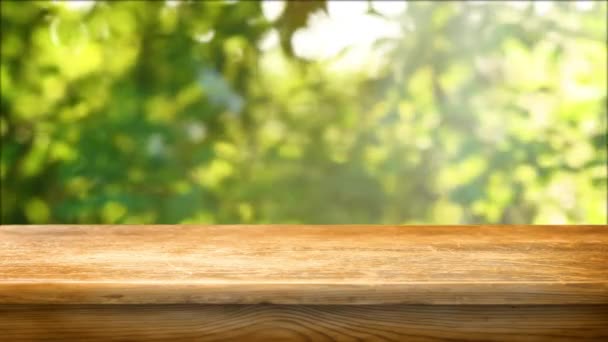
[194,30,215,44]
[533,1,553,16]
[468,0,491,5]
[575,1,594,11]
[327,0,368,19]
[147,134,165,157]
[262,0,286,22]
[507,1,531,10]
[166,0,180,8]
[548,178,576,210]
[291,7,401,69]
[54,0,96,12]
[259,29,280,51]
[372,0,407,17]
[186,122,207,143]
[468,10,483,25]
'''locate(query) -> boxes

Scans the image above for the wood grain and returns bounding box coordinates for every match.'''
[1,225,607,304]
[2,304,607,341]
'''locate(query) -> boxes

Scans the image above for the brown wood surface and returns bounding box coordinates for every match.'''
[1,225,607,304]
[2,304,608,341]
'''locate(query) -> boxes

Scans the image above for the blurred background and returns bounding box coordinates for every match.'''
[1,0,606,224]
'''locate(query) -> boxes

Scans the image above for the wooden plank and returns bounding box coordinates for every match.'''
[2,304,607,341]
[1,225,607,304]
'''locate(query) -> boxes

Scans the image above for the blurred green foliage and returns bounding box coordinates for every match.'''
[1,0,606,224]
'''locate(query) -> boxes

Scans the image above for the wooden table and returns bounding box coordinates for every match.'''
[1,225,607,341]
